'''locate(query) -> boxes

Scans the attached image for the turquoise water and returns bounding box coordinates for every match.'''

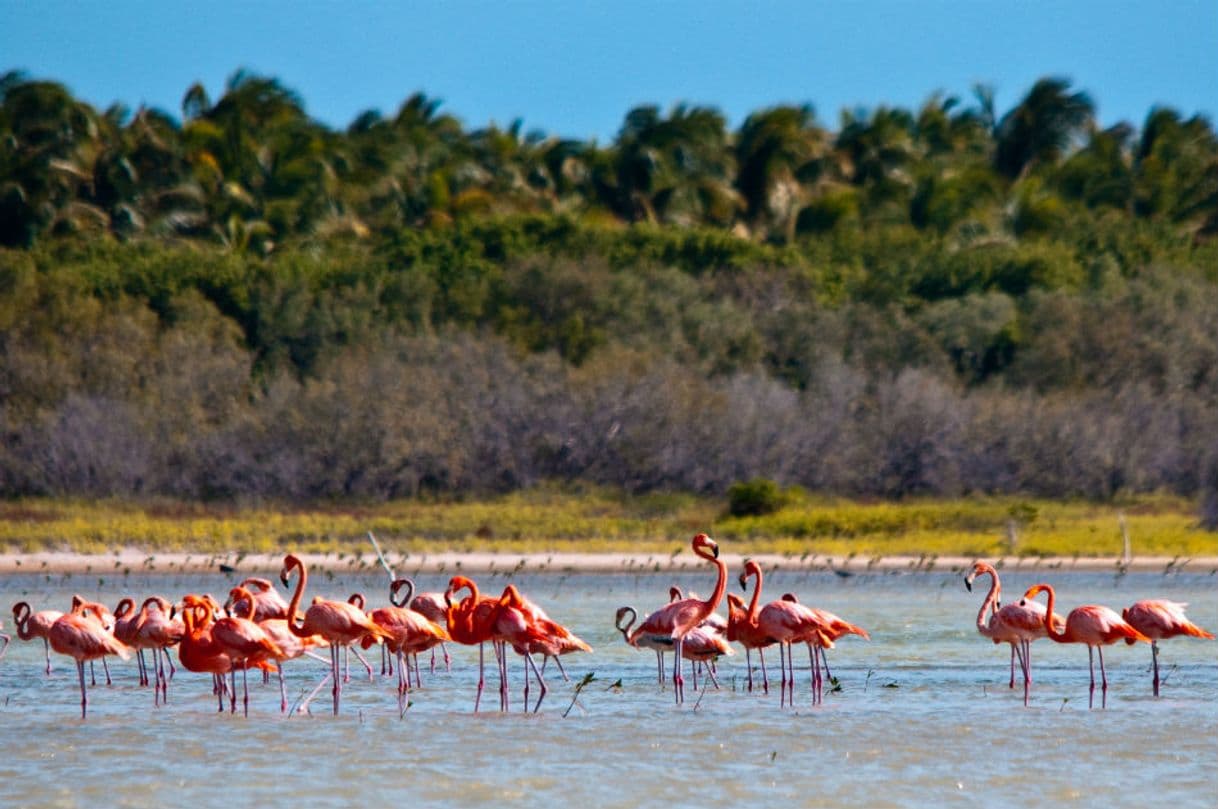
[2,568,1215,808]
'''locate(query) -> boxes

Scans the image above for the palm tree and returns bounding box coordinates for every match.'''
[734,104,829,241]
[994,77,1095,180]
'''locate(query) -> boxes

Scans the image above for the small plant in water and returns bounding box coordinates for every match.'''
[563,672,596,717]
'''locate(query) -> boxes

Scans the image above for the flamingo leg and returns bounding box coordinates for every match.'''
[137,649,148,687]
[44,638,52,674]
[1151,640,1160,697]
[473,643,485,712]
[1019,640,1031,707]
[443,642,452,671]
[101,655,112,685]
[278,662,288,713]
[163,646,176,680]
[806,644,820,705]
[745,647,754,692]
[413,653,422,689]
[351,647,375,682]
[332,645,343,715]
[1008,643,1017,689]
[241,663,250,717]
[76,659,88,718]
[1087,645,1096,709]
[672,637,685,704]
[298,670,331,715]
[429,647,436,674]
[759,648,769,693]
[525,651,548,713]
[654,649,664,685]
[89,660,97,686]
[705,660,722,689]
[1098,646,1108,709]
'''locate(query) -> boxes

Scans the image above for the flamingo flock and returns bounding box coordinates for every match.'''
[3,541,1214,719]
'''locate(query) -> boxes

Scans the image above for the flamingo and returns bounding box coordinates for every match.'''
[207,589,283,716]
[225,585,330,713]
[112,598,148,685]
[48,600,132,718]
[1121,599,1214,696]
[743,559,869,707]
[409,590,453,673]
[176,597,238,712]
[131,596,184,706]
[1022,583,1150,709]
[69,596,116,686]
[726,588,776,694]
[279,554,392,716]
[12,602,64,674]
[362,578,451,712]
[626,533,727,704]
[964,560,1063,706]
[615,606,674,684]
[494,584,591,711]
[227,577,290,622]
[444,576,506,711]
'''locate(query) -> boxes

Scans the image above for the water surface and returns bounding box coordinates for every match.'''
[2,567,1214,808]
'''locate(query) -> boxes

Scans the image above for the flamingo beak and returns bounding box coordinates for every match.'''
[711,544,720,559]
[279,571,290,587]
[737,574,748,591]
[964,577,973,592]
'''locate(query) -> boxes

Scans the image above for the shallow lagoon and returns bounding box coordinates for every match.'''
[2,567,1215,808]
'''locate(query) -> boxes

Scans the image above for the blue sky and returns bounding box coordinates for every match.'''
[4,1,1216,141]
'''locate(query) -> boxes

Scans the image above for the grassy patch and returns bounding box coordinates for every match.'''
[0,489,1213,558]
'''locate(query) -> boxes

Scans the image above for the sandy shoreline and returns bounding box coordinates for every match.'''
[1,549,1214,575]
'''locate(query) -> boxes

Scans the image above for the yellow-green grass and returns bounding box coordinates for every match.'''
[0,489,1213,559]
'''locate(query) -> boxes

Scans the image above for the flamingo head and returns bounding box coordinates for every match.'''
[691,533,718,556]
[279,554,302,587]
[668,586,682,602]
[390,578,414,608]
[614,606,636,633]
[781,592,799,603]
[1022,583,1051,602]
[444,575,475,607]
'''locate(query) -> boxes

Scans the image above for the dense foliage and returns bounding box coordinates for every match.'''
[2,70,1217,507]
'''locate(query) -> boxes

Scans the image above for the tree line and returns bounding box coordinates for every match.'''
[2,69,1218,513]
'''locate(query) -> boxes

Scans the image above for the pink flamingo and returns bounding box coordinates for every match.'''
[280,554,392,715]
[1121,599,1213,696]
[496,584,591,711]
[1022,583,1150,709]
[726,590,775,694]
[363,578,451,711]
[13,602,64,674]
[48,601,132,718]
[444,576,506,712]
[229,577,290,622]
[69,596,116,686]
[964,560,1063,706]
[615,606,673,684]
[131,596,184,706]
[627,533,727,704]
[409,590,452,673]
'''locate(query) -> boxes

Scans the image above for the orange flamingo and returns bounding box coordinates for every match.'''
[176,597,237,712]
[965,560,1063,706]
[48,600,132,718]
[131,596,184,705]
[279,553,392,715]
[677,624,734,691]
[112,598,147,684]
[1121,599,1213,696]
[444,575,506,711]
[12,602,64,674]
[626,533,726,704]
[69,595,116,686]
[1022,583,1150,708]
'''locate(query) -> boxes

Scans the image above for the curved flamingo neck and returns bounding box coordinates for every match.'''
[229,587,257,620]
[615,607,637,639]
[974,568,1000,632]
[13,603,33,640]
[114,598,135,620]
[390,579,414,608]
[694,544,727,616]
[1037,586,1069,642]
[744,564,763,621]
[283,557,311,637]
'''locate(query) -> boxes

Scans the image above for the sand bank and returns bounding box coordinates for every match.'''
[1,549,1214,576]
